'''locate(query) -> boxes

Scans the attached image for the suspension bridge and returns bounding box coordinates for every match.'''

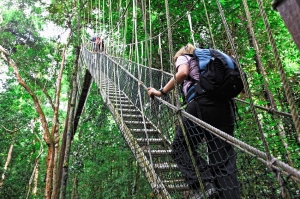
[73,0,300,198]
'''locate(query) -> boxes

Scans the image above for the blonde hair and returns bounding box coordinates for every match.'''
[173,43,195,63]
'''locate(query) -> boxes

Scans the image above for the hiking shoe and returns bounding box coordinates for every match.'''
[189,182,218,199]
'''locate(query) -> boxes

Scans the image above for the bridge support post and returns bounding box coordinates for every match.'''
[273,0,300,50]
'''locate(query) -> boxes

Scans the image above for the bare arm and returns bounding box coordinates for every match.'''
[147,64,189,98]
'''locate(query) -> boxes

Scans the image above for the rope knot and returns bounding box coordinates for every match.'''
[267,157,277,168]
[175,107,183,115]
[138,80,143,86]
[268,107,275,114]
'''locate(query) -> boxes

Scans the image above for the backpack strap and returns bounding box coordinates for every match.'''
[185,84,196,103]
[180,54,198,103]
[182,54,196,82]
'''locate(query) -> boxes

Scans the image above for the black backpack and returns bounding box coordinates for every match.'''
[185,48,245,102]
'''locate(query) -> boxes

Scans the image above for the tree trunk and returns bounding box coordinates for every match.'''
[55,105,70,199]
[0,141,14,188]
[48,26,72,198]
[59,46,80,199]
[45,142,55,199]
[51,137,59,198]
[33,163,39,196]
[26,119,44,199]
[71,174,79,199]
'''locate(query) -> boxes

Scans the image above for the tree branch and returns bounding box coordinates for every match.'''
[50,29,72,138]
[26,75,55,110]
[0,123,30,133]
[0,45,52,144]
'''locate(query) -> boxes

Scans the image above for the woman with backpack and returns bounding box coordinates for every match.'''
[147,44,240,199]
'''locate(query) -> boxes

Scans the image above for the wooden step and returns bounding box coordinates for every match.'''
[109,95,129,102]
[122,114,143,118]
[124,121,152,129]
[117,108,140,114]
[114,104,135,108]
[122,114,144,122]
[153,163,178,172]
[143,149,172,157]
[131,128,160,137]
[164,183,189,191]
[107,93,126,97]
[136,138,164,145]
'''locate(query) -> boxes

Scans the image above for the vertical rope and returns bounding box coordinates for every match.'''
[105,47,109,102]
[256,0,300,144]
[98,0,100,35]
[216,0,272,161]
[102,0,105,35]
[158,34,164,89]
[123,0,128,52]
[90,0,93,34]
[133,0,154,169]
[141,0,152,87]
[83,2,86,38]
[109,0,112,30]
[243,0,293,194]
[148,0,153,87]
[95,0,98,34]
[242,0,294,169]
[117,23,120,57]
[87,0,90,28]
[201,0,216,49]
[164,0,207,197]
[141,42,144,66]
[164,0,174,74]
[128,44,132,73]
[187,11,196,46]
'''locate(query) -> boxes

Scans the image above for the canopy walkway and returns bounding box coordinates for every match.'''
[72,0,300,198]
[75,44,300,198]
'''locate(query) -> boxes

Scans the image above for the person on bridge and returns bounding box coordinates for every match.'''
[90,36,104,52]
[147,44,240,199]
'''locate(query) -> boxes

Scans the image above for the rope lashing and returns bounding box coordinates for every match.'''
[267,157,278,168]
[268,107,276,114]
[175,107,184,115]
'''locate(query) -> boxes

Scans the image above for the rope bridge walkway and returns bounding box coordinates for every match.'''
[76,44,300,199]
[73,0,300,198]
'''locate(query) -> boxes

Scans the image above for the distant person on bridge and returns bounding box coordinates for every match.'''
[147,44,240,199]
[90,36,104,52]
